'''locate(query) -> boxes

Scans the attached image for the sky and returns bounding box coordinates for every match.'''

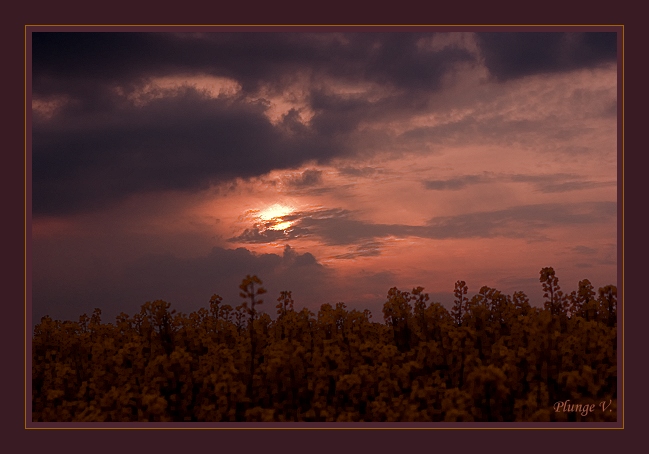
[30,30,619,325]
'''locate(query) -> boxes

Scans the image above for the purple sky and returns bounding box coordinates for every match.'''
[30,30,618,325]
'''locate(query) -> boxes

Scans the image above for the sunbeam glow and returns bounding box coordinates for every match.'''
[259,204,295,230]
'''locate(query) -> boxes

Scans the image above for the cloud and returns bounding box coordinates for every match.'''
[337,166,381,178]
[508,174,616,193]
[425,202,616,239]
[402,109,612,151]
[31,32,617,216]
[32,244,330,325]
[32,89,341,215]
[571,244,616,268]
[424,174,489,190]
[573,245,597,255]
[32,32,473,95]
[31,32,480,215]
[227,227,293,244]
[422,173,615,193]
[333,241,384,260]
[230,201,616,246]
[475,32,617,82]
[285,169,323,188]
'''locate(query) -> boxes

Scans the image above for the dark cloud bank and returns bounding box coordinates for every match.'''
[32,244,330,325]
[31,31,617,216]
[476,32,617,81]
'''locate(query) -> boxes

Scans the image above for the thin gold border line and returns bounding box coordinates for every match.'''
[24,23,28,430]
[25,428,624,430]
[620,25,626,428]
[24,25,623,430]
[24,24,624,27]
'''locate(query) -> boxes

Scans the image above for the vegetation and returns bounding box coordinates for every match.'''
[32,268,617,422]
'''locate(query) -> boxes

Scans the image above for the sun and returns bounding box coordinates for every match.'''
[259,203,295,231]
[259,203,293,221]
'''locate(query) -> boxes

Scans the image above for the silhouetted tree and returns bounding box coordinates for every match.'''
[383,287,412,352]
[239,275,266,399]
[568,279,595,318]
[540,267,568,317]
[598,284,617,327]
[451,280,469,326]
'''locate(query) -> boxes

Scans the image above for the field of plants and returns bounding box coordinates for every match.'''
[31,268,617,422]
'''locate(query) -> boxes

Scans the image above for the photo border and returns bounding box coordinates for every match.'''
[3,2,646,446]
[23,23,626,431]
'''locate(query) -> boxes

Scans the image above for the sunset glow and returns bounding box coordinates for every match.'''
[259,204,294,222]
[31,30,618,325]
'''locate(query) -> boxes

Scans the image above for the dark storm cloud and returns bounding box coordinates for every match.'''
[32,244,330,325]
[31,32,318,95]
[476,32,617,81]
[32,32,474,97]
[31,31,616,216]
[231,201,616,246]
[32,89,336,215]
[31,31,477,125]
[31,32,476,215]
